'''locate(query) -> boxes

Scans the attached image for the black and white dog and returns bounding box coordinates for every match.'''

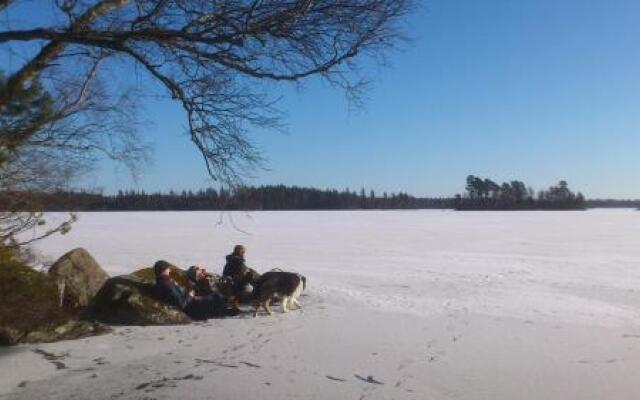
[252,271,306,316]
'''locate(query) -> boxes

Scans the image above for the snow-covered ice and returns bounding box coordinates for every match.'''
[2,209,640,399]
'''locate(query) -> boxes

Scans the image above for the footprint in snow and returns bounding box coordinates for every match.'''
[354,374,383,385]
[240,361,261,368]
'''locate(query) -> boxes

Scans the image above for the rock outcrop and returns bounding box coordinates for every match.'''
[49,248,109,308]
[89,274,191,325]
[2,254,193,345]
[0,254,110,346]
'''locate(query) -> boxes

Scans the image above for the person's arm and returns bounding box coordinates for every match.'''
[160,280,193,309]
[175,285,194,309]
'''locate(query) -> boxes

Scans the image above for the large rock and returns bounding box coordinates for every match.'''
[0,257,110,346]
[49,248,109,308]
[89,274,191,325]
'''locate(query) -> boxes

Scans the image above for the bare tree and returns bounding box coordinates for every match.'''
[0,51,146,246]
[0,0,413,244]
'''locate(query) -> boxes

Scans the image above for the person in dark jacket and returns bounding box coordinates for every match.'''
[222,245,260,307]
[154,260,194,310]
[223,245,248,282]
[222,245,261,299]
[186,264,238,316]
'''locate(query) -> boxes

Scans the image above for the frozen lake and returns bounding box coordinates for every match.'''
[29,209,640,326]
[6,209,640,400]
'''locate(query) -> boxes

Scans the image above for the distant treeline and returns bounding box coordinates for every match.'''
[0,185,454,211]
[454,176,586,210]
[586,199,640,208]
[1,182,635,212]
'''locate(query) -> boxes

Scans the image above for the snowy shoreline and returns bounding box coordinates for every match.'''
[2,209,640,399]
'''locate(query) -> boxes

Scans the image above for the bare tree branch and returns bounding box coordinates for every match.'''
[0,0,131,107]
[0,50,147,246]
[0,0,413,244]
[0,0,15,11]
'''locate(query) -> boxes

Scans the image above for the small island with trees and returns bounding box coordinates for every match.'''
[454,175,586,211]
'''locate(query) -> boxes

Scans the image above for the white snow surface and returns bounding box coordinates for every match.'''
[2,209,640,399]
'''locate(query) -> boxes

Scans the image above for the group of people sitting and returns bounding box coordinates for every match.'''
[153,244,257,319]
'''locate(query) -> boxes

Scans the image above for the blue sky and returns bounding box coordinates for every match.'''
[5,0,640,198]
